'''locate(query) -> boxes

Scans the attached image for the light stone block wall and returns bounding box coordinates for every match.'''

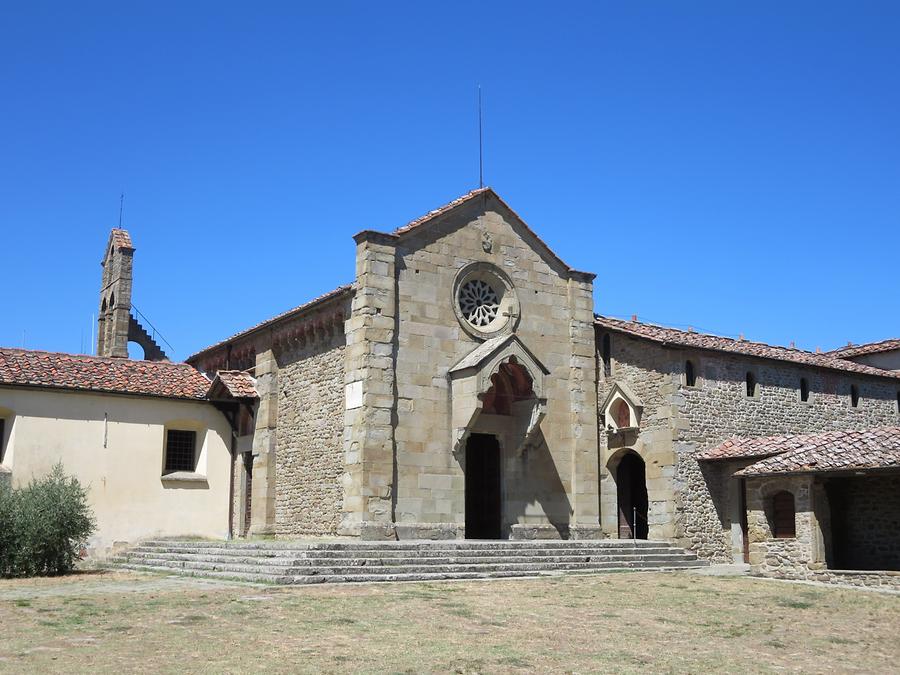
[386,195,599,538]
[599,330,900,562]
[275,331,346,536]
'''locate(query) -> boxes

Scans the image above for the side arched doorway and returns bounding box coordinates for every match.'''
[616,452,649,539]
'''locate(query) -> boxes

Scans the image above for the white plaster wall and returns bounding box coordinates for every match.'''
[0,387,232,554]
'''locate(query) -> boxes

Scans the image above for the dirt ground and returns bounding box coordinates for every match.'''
[0,569,897,674]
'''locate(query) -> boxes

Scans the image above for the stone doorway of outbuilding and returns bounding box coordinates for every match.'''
[465,433,502,539]
[616,451,649,539]
[824,474,900,572]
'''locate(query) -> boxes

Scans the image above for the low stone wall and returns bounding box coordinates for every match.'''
[805,569,900,591]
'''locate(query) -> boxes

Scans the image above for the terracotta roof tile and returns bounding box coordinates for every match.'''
[595,316,900,380]
[826,339,900,359]
[110,228,133,250]
[0,348,209,400]
[736,427,900,476]
[700,430,853,461]
[187,285,353,362]
[210,370,258,399]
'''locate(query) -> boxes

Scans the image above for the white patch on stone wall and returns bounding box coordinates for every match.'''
[345,381,363,410]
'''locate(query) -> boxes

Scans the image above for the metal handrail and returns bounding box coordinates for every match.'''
[131,304,176,355]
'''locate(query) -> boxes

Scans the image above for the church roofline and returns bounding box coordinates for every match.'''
[185,285,353,364]
[356,187,596,281]
[595,315,900,381]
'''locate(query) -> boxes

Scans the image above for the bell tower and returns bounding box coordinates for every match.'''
[97,229,134,358]
[96,228,170,361]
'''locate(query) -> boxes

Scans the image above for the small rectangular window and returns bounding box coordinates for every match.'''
[850,385,860,408]
[745,372,757,398]
[165,430,197,473]
[685,360,696,387]
[799,378,809,403]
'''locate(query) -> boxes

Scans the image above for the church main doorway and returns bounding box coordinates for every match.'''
[465,433,502,539]
[617,451,649,539]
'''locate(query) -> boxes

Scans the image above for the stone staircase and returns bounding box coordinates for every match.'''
[111,539,707,585]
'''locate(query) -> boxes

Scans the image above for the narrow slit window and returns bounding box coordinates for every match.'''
[0,418,5,463]
[850,385,860,408]
[799,378,809,402]
[685,360,696,387]
[745,372,757,398]
[601,334,611,377]
[165,429,197,473]
[772,491,796,538]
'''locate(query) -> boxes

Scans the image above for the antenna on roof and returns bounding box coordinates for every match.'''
[477,85,484,189]
[118,192,125,228]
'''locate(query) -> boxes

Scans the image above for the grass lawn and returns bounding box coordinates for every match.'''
[0,569,897,673]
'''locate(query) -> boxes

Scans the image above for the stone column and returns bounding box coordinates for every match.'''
[339,231,398,539]
[567,273,602,538]
[249,348,278,535]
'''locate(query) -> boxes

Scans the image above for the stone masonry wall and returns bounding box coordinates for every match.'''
[390,195,598,537]
[598,330,900,562]
[274,330,346,536]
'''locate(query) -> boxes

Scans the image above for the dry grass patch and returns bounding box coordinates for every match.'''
[0,570,897,673]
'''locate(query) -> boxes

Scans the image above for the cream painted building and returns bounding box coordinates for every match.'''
[0,348,251,554]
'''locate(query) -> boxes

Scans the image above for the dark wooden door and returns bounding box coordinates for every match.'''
[617,452,649,539]
[465,434,502,539]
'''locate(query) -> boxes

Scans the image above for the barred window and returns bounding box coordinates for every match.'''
[165,430,196,473]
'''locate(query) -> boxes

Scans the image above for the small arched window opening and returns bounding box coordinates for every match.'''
[100,298,107,312]
[799,378,809,403]
[771,491,796,538]
[109,292,115,309]
[745,372,757,398]
[850,385,860,408]
[611,398,631,429]
[685,360,696,387]
[601,334,611,377]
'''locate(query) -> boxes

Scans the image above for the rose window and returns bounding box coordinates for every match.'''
[459,279,500,327]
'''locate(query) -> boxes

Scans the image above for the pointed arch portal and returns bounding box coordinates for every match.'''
[616,452,649,539]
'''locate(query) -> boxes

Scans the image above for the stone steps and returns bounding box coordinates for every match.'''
[111,539,707,585]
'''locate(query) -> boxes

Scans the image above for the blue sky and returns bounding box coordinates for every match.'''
[1,2,898,360]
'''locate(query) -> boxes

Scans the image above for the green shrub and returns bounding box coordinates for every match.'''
[0,464,95,577]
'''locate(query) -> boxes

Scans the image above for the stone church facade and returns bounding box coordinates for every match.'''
[4,186,897,583]
[184,187,900,583]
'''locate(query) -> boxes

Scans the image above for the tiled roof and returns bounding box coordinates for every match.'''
[386,188,594,279]
[595,316,900,380]
[700,430,854,462]
[187,285,353,362]
[0,348,210,400]
[209,370,258,399]
[736,427,900,476]
[827,339,900,359]
[110,228,133,250]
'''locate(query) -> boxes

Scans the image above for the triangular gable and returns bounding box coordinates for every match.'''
[600,381,644,412]
[360,188,594,281]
